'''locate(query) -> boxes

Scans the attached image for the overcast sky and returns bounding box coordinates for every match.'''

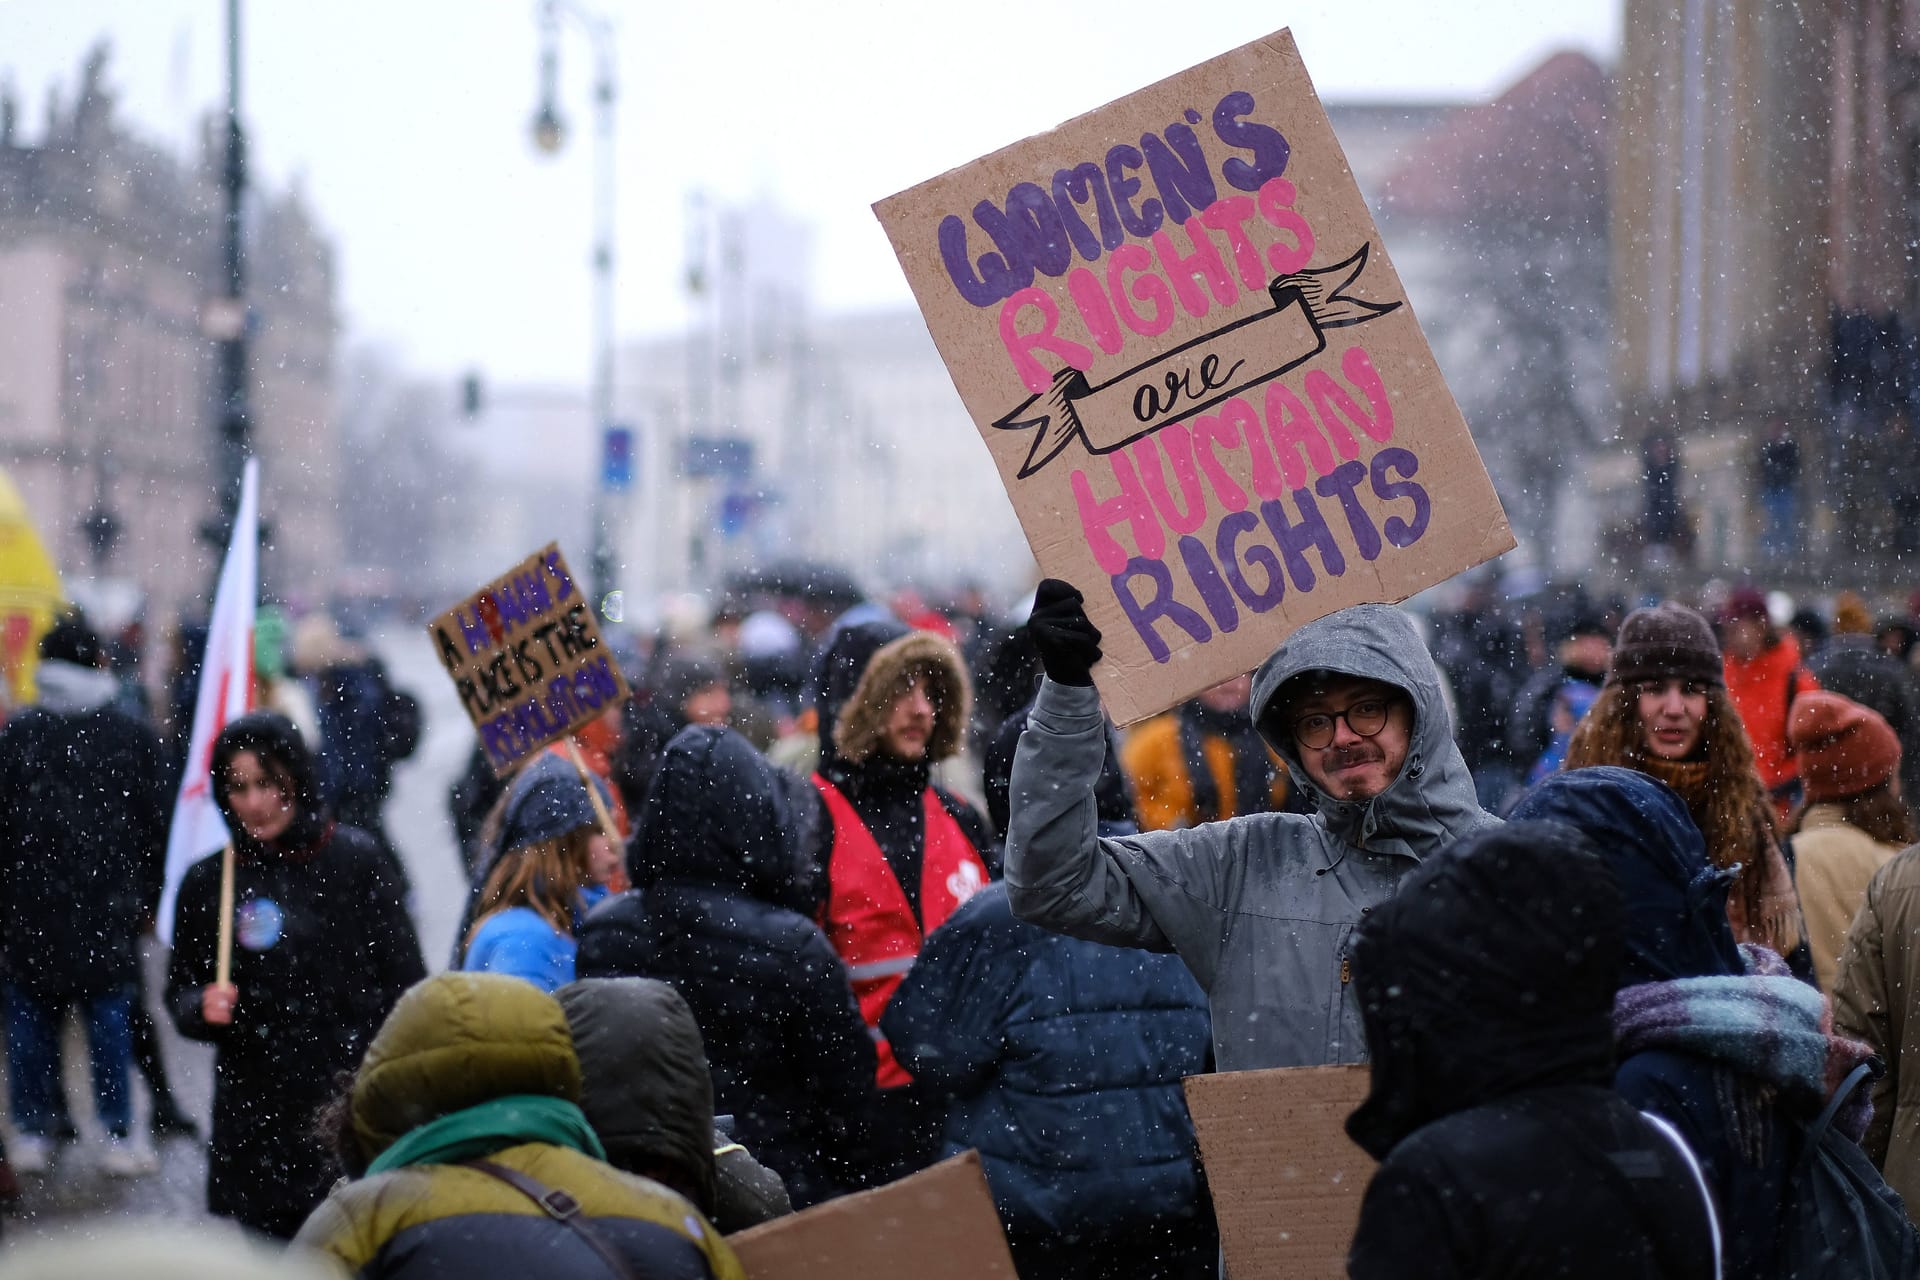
[2,1,1620,388]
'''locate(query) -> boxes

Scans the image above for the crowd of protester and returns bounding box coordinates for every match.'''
[7,571,1920,1274]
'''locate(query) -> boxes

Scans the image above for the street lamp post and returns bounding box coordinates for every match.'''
[531,0,619,615]
[212,0,252,555]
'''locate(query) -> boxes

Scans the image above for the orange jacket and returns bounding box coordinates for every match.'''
[1723,634,1817,794]
[1120,713,1288,831]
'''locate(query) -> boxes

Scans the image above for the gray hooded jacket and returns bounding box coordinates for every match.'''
[1006,604,1499,1072]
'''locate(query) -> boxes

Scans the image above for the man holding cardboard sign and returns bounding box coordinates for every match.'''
[1008,580,1498,1072]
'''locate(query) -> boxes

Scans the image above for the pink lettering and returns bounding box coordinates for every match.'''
[1067,267,1124,356]
[1000,287,1095,396]
[1198,196,1265,293]
[1072,461,1166,575]
[1131,425,1209,535]
[1151,218,1239,318]
[1263,381,1340,482]
[1305,348,1395,455]
[1256,178,1315,276]
[1192,406,1252,511]
[1106,243,1175,337]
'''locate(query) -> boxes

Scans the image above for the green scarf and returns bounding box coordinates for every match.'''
[366,1094,607,1176]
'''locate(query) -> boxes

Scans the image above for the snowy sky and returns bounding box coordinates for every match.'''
[1,0,1621,387]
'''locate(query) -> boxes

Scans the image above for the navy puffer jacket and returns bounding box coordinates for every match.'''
[881,881,1212,1240]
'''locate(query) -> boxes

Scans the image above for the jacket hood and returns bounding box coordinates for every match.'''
[629,724,816,912]
[209,711,330,858]
[1345,822,1623,1160]
[1250,604,1487,852]
[831,630,971,766]
[350,972,579,1163]
[32,659,118,714]
[557,978,717,1213]
[809,618,911,759]
[1508,767,1743,985]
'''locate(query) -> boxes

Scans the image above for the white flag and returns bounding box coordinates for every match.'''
[158,458,259,945]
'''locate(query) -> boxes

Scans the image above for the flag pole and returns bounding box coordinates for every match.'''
[215,844,236,987]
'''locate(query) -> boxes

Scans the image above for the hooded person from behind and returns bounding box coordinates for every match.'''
[575,725,876,1208]
[1345,823,1718,1279]
[558,977,792,1234]
[294,972,743,1280]
[1511,767,1888,1278]
[1009,585,1499,1072]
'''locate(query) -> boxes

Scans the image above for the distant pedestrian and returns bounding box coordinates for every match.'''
[1758,418,1802,562]
[167,712,424,1239]
[1120,674,1289,830]
[1717,586,1819,816]
[0,615,172,1177]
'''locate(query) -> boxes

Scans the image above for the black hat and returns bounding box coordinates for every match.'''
[1607,603,1723,689]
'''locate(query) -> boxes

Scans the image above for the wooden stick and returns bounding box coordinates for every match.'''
[215,842,236,988]
[563,739,623,845]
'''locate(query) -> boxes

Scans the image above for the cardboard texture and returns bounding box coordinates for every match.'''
[727,1151,1019,1280]
[1183,1065,1376,1279]
[875,29,1514,724]
[427,543,630,774]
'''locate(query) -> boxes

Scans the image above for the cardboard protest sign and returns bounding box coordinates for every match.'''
[428,543,629,773]
[1183,1065,1374,1279]
[875,29,1513,724]
[727,1151,1018,1280]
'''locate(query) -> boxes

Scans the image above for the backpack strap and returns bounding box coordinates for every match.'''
[464,1158,643,1280]
[1794,1062,1876,1180]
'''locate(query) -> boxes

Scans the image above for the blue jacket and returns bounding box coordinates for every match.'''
[463,906,576,993]
[881,882,1211,1238]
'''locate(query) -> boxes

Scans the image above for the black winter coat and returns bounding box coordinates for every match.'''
[576,726,875,1208]
[0,666,169,998]
[1345,823,1717,1279]
[166,823,424,1239]
[881,883,1214,1274]
[1510,768,1797,1279]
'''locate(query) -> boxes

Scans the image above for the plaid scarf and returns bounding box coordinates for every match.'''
[1614,944,1874,1156]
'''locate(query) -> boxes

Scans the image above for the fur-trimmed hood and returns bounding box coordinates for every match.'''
[831,631,971,766]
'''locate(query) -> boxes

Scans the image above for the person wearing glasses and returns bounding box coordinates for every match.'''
[1005,580,1500,1073]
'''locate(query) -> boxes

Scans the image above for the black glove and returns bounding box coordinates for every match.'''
[1026,579,1103,687]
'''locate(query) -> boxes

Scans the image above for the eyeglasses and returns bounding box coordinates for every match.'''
[1291,698,1398,750]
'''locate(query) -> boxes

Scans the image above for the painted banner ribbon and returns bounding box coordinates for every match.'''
[993,244,1401,479]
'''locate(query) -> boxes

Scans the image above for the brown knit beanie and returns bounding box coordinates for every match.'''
[1607,603,1725,689]
[1789,692,1901,802]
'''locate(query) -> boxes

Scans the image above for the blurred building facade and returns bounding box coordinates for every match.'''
[0,45,341,639]
[613,195,1030,606]
[1328,51,1614,578]
[1612,0,1920,586]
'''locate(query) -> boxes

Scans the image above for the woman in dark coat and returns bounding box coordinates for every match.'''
[575,725,876,1207]
[166,712,425,1239]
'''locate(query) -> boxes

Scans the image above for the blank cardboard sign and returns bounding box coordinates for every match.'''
[728,1151,1018,1280]
[875,28,1512,725]
[1183,1065,1375,1279]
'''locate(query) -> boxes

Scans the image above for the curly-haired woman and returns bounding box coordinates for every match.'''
[1564,602,1806,963]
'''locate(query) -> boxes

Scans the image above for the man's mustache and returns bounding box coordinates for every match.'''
[1322,745,1384,769]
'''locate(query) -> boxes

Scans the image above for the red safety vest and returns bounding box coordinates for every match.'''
[813,775,988,1088]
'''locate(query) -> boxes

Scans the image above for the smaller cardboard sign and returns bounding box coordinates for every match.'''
[428,543,630,774]
[1183,1065,1375,1279]
[728,1152,1018,1280]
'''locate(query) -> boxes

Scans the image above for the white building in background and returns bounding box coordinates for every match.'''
[613,196,1030,607]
